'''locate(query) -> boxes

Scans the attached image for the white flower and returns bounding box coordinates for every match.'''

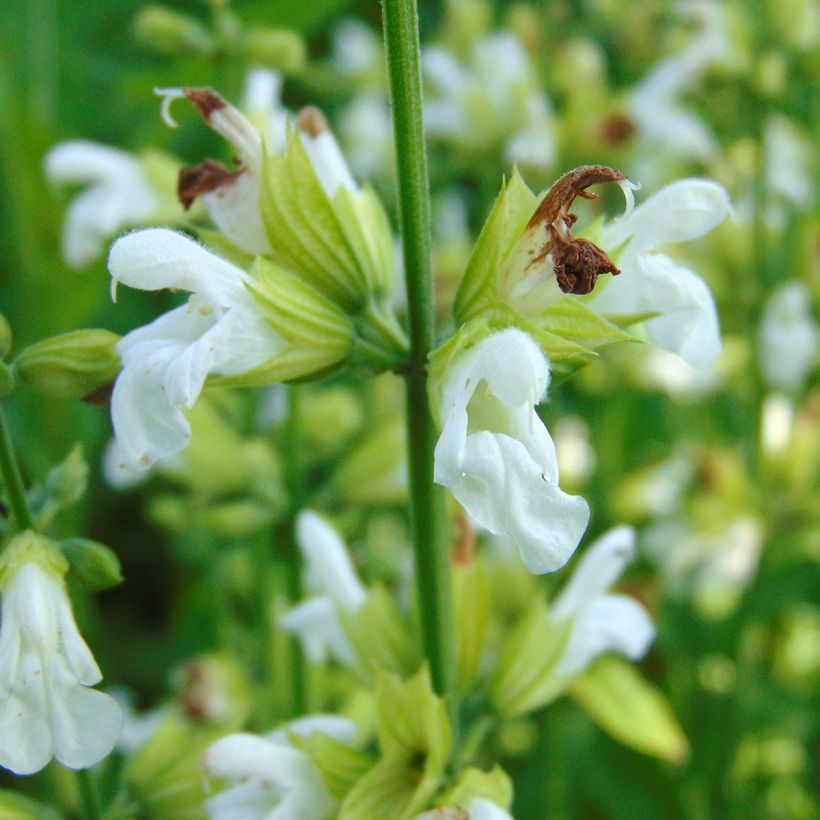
[108,228,285,470]
[44,141,161,268]
[204,715,356,820]
[550,525,655,679]
[165,77,358,255]
[434,329,590,574]
[278,511,366,664]
[628,1,729,167]
[467,798,514,820]
[592,179,731,370]
[759,282,818,392]
[0,539,123,775]
[423,33,555,169]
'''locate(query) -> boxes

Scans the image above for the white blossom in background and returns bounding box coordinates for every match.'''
[338,92,393,182]
[434,329,590,574]
[44,141,162,268]
[644,516,763,618]
[423,33,555,170]
[278,511,366,665]
[204,715,357,820]
[764,115,815,228]
[759,282,818,392]
[627,0,730,177]
[108,229,285,471]
[592,178,731,370]
[0,534,123,775]
[550,526,655,680]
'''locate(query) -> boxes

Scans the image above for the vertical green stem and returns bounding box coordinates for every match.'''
[0,406,34,530]
[381,0,457,727]
[75,769,101,820]
[282,385,306,715]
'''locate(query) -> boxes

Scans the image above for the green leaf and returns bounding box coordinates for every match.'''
[0,789,61,820]
[339,585,420,677]
[570,656,690,764]
[486,601,573,719]
[454,169,538,324]
[452,562,490,695]
[291,732,374,800]
[438,765,513,812]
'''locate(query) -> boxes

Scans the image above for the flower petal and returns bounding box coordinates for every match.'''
[295,511,366,610]
[594,253,722,370]
[111,339,193,469]
[202,172,272,255]
[108,228,248,305]
[204,734,312,784]
[552,525,636,620]
[51,686,123,770]
[602,179,730,258]
[0,689,52,775]
[278,597,357,666]
[44,140,141,185]
[553,594,655,679]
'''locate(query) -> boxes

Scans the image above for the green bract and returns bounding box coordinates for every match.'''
[570,656,690,764]
[13,329,121,400]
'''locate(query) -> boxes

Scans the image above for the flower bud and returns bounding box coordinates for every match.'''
[58,538,123,591]
[134,6,212,55]
[0,313,12,359]
[13,329,120,400]
[244,28,306,73]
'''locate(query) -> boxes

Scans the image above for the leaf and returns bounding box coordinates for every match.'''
[570,656,690,764]
[454,169,538,323]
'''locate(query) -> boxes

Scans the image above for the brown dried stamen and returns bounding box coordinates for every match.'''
[178,159,241,210]
[296,105,329,138]
[183,88,227,121]
[527,164,626,295]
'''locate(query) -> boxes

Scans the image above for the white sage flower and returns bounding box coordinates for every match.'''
[434,328,590,574]
[108,228,285,470]
[423,33,555,170]
[550,525,654,680]
[592,178,731,370]
[278,511,366,664]
[759,282,818,392]
[0,533,123,775]
[468,798,514,820]
[204,715,356,820]
[44,141,162,268]
[166,77,358,255]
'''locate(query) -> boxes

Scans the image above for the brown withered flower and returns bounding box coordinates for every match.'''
[525,165,638,295]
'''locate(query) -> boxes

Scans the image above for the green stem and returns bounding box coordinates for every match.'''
[75,769,102,820]
[381,0,457,732]
[282,384,306,716]
[0,405,34,530]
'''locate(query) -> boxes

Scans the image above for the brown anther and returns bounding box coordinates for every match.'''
[452,514,476,567]
[296,105,329,138]
[600,113,636,146]
[526,164,627,295]
[183,88,227,121]
[178,159,241,210]
[81,383,114,407]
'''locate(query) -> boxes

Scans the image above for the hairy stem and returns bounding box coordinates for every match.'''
[381,0,457,735]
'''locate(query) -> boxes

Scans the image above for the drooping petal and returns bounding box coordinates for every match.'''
[295,511,366,610]
[278,597,357,666]
[602,179,731,258]
[51,686,123,770]
[109,229,248,305]
[204,734,311,782]
[593,254,722,370]
[552,594,655,679]
[111,339,193,468]
[44,140,142,185]
[0,688,53,776]
[552,525,636,620]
